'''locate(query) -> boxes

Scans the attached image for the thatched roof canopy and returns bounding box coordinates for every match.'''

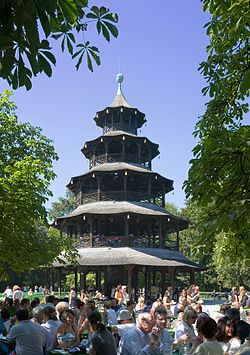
[55,201,188,229]
[53,247,206,270]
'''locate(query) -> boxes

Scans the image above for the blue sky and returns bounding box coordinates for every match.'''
[0,0,212,210]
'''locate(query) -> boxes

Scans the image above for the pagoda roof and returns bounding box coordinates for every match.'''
[67,162,173,191]
[104,130,137,137]
[55,200,187,229]
[53,247,206,270]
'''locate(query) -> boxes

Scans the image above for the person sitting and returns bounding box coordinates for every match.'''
[118,312,161,355]
[78,301,95,333]
[154,309,190,351]
[126,299,136,323]
[174,296,188,316]
[41,306,61,352]
[175,307,198,345]
[103,300,118,325]
[112,309,136,339]
[3,286,13,298]
[193,304,209,319]
[6,308,45,355]
[189,316,223,354]
[55,301,69,319]
[0,309,11,335]
[12,285,23,302]
[215,304,231,323]
[56,309,80,348]
[135,296,145,313]
[5,298,16,317]
[163,290,172,311]
[226,308,250,344]
[216,315,241,354]
[111,297,122,313]
[88,310,117,355]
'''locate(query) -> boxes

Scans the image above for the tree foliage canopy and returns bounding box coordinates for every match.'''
[0,91,78,279]
[0,0,118,90]
[184,0,250,260]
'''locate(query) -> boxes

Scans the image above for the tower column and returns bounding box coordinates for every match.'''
[97,176,101,201]
[124,174,127,200]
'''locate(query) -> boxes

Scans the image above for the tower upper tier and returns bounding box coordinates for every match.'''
[94,73,146,135]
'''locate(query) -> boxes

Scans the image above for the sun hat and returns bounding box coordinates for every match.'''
[117,309,133,321]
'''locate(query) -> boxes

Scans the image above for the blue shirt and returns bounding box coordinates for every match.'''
[118,326,161,355]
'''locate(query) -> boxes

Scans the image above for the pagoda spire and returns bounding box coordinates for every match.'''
[109,73,132,108]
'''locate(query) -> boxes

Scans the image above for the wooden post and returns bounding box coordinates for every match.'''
[97,176,101,201]
[122,140,125,161]
[162,183,165,207]
[126,265,135,297]
[45,269,48,289]
[51,270,55,292]
[148,178,151,203]
[159,219,163,247]
[190,269,195,285]
[138,143,141,164]
[162,269,166,297]
[105,142,108,163]
[169,267,175,290]
[89,218,93,247]
[124,174,127,200]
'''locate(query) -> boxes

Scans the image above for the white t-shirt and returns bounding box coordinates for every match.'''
[13,290,23,301]
[3,288,13,297]
[220,338,241,355]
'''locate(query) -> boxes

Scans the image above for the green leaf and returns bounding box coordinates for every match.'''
[61,37,65,52]
[59,0,77,23]
[89,49,100,66]
[86,13,98,19]
[75,52,84,70]
[38,11,51,37]
[0,36,14,50]
[103,21,118,38]
[72,48,83,59]
[90,6,99,16]
[67,37,73,54]
[41,51,56,65]
[101,23,110,42]
[38,54,52,77]
[86,51,93,71]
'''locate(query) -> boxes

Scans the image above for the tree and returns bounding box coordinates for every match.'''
[48,189,75,221]
[184,0,250,261]
[179,200,218,291]
[0,91,78,279]
[0,0,118,90]
[212,232,249,288]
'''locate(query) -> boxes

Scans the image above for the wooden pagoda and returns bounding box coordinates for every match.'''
[52,74,206,297]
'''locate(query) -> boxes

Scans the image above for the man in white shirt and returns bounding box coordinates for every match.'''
[113,309,136,339]
[3,286,13,298]
[118,312,161,355]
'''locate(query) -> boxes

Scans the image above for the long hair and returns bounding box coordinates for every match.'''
[88,311,106,331]
[216,316,238,343]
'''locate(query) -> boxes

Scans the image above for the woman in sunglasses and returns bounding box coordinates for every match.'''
[175,307,198,345]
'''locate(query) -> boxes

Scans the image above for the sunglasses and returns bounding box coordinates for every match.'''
[191,316,198,319]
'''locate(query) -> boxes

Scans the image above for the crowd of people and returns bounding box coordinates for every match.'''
[0,283,249,354]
